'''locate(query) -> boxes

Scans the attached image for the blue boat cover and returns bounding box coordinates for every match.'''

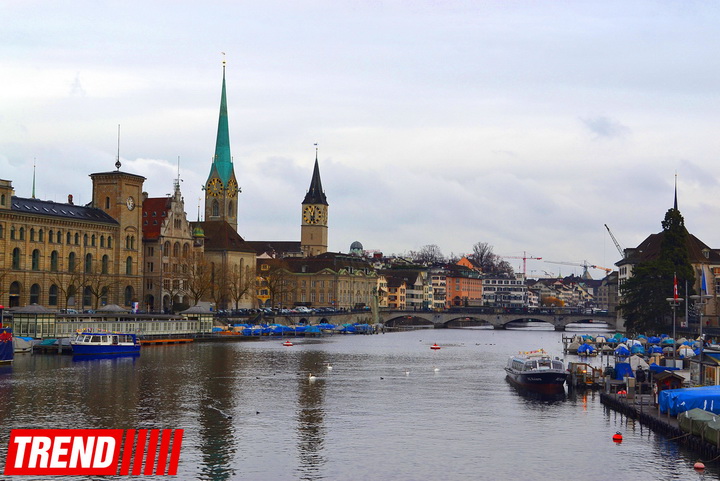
[659,385,720,416]
[649,363,680,373]
[614,362,634,380]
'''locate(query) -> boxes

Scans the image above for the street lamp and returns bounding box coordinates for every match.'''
[666,297,684,365]
[690,293,713,341]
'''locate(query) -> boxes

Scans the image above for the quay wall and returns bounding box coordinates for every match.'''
[600,392,720,461]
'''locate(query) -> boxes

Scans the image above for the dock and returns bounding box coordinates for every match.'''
[601,391,720,461]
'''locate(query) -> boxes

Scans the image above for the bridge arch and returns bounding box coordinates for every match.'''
[385,315,434,328]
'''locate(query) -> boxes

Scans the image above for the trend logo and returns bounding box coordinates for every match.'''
[4,429,183,476]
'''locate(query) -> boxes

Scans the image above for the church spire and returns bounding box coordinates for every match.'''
[211,57,233,183]
[303,146,328,205]
[673,172,678,211]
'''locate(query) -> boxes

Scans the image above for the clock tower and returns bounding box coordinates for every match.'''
[300,151,328,257]
[204,61,240,230]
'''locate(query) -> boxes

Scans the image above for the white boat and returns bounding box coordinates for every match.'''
[70,332,140,356]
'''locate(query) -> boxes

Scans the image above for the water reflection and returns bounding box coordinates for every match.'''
[295,350,328,481]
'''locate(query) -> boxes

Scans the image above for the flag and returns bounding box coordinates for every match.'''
[673,274,678,301]
[701,267,708,295]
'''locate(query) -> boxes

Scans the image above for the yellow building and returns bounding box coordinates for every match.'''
[0,167,145,309]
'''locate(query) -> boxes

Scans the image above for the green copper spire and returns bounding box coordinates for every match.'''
[210,62,234,184]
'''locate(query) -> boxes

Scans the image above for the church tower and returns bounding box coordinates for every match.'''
[300,150,329,257]
[204,60,240,231]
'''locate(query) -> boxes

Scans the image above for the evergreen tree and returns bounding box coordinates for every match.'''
[619,207,695,335]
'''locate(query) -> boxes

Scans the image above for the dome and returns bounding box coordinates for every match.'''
[350,241,364,255]
[193,226,205,237]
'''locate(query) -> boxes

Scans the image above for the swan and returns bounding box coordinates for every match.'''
[308,373,317,381]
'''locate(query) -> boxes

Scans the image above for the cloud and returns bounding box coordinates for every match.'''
[580,115,630,139]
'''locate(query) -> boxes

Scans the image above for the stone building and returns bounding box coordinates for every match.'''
[0,167,145,309]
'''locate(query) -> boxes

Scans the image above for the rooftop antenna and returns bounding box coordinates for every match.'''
[197,197,202,221]
[32,158,36,199]
[114,124,121,171]
[174,156,181,194]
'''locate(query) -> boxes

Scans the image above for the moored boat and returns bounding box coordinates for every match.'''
[505,350,568,395]
[70,332,140,356]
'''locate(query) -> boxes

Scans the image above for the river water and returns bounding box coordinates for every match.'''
[0,329,714,480]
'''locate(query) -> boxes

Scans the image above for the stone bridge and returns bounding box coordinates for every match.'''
[251,308,616,331]
[378,309,616,331]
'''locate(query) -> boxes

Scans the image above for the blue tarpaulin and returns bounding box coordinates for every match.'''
[659,386,720,416]
[0,328,13,363]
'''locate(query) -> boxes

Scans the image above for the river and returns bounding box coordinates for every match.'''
[0,329,713,480]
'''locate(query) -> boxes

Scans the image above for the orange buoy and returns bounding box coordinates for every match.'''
[617,390,627,397]
[612,432,622,443]
[431,344,441,350]
[282,341,293,347]
[694,461,705,471]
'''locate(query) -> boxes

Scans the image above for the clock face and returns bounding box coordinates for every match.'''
[315,206,325,224]
[227,178,238,198]
[303,205,317,224]
[207,178,223,197]
[126,196,135,211]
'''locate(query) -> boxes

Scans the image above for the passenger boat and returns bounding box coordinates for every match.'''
[505,350,568,395]
[70,332,140,356]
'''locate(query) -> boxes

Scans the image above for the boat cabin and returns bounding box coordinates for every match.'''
[510,357,564,372]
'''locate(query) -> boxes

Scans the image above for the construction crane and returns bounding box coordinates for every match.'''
[500,252,542,276]
[604,224,625,258]
[544,260,612,280]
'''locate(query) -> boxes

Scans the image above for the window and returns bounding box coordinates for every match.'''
[68,252,76,272]
[105,196,110,209]
[31,249,40,270]
[50,251,59,272]
[83,234,88,246]
[10,226,15,240]
[124,286,134,306]
[74,233,79,245]
[212,200,219,217]
[30,284,41,304]
[49,285,59,306]
[0,194,4,205]
[83,286,92,307]
[107,236,112,248]
[183,244,189,257]
[126,256,133,275]
[66,232,72,244]
[100,235,105,247]
[100,287,108,305]
[12,248,21,269]
[56,231,62,244]
[173,242,180,257]
[19,227,25,240]
[85,253,92,273]
[102,255,109,274]
[38,229,44,242]
[0,223,3,239]
[91,235,96,246]
[30,228,35,241]
[49,230,54,243]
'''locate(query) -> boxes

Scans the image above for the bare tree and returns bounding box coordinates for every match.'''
[470,242,514,275]
[409,244,445,265]
[84,268,120,309]
[185,252,212,306]
[227,264,254,310]
[258,262,297,308]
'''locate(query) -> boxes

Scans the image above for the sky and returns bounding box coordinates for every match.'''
[3,1,720,279]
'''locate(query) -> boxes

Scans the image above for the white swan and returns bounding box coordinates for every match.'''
[308,373,317,381]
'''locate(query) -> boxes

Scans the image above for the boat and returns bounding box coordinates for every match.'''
[0,328,13,364]
[70,332,140,356]
[505,350,568,395]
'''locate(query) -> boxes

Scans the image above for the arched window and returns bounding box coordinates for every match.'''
[228,201,234,216]
[56,231,62,244]
[126,256,133,275]
[10,226,15,240]
[83,286,92,307]
[30,284,41,304]
[30,228,35,241]
[183,243,190,257]
[91,234,96,246]
[0,223,4,239]
[212,200,220,217]
[31,249,40,270]
[38,229,43,242]
[83,234,88,246]
[85,253,92,273]
[49,285,59,306]
[100,235,105,248]
[164,241,170,254]
[102,255,109,274]
[74,233,79,245]
[124,286,134,306]
[107,236,113,248]
[19,227,25,240]
[9,281,21,308]
[173,242,180,257]
[66,232,72,244]
[50,251,59,272]
[67,285,77,307]
[12,248,21,269]
[0,194,4,205]
[68,252,76,272]
[49,230,54,243]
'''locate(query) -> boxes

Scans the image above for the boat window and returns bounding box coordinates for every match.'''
[91,335,101,343]
[524,361,537,371]
[112,336,119,345]
[552,361,563,370]
[84,336,91,342]
[538,359,552,370]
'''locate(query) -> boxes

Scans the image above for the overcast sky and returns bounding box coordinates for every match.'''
[3,1,720,279]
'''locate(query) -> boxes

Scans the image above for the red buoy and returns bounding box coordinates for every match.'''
[612,432,622,443]
[694,461,705,471]
[431,344,441,350]
[283,341,293,347]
